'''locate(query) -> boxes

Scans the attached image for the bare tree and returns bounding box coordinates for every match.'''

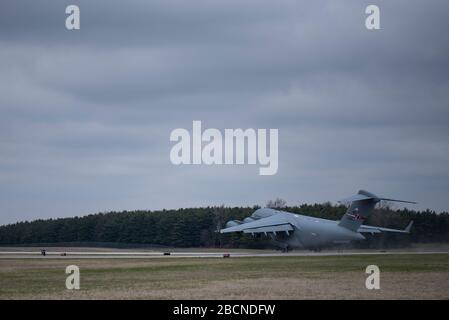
[266,198,287,209]
[213,205,226,248]
[378,200,396,210]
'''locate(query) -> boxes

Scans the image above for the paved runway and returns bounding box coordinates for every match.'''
[1,250,448,259]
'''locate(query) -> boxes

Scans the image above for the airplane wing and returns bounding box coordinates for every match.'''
[220,214,294,235]
[358,221,413,234]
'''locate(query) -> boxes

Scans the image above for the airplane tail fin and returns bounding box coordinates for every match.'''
[338,190,416,232]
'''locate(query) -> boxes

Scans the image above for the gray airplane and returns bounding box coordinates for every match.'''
[220,190,415,251]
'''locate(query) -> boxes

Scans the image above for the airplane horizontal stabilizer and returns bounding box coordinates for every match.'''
[338,190,417,204]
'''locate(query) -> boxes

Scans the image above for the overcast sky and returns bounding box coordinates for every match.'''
[0,0,448,225]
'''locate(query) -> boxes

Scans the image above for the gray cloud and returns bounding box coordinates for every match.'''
[0,0,449,224]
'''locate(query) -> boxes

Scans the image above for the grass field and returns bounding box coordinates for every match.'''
[1,254,449,299]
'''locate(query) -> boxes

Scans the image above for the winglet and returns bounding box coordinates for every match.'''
[405,220,414,233]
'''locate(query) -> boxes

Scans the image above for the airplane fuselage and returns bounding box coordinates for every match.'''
[271,212,365,250]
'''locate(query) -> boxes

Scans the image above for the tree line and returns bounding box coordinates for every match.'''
[0,203,448,248]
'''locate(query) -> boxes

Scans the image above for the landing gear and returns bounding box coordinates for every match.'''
[281,246,290,253]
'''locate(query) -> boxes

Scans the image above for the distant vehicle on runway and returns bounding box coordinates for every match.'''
[220,190,415,251]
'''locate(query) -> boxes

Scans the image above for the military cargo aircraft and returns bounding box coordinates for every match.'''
[220,190,415,251]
